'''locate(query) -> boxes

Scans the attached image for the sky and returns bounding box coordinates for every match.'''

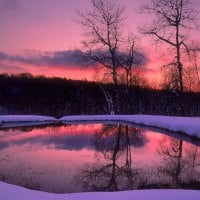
[0,0,198,85]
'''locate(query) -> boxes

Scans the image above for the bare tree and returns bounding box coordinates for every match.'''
[99,84,115,115]
[161,64,180,90]
[75,0,125,85]
[140,0,199,92]
[186,41,200,91]
[118,34,147,87]
[184,65,199,92]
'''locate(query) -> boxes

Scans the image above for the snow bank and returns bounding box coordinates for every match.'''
[60,115,200,138]
[0,115,57,124]
[0,181,199,200]
[0,115,200,138]
[0,121,57,128]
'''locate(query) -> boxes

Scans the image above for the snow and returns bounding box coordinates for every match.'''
[0,121,57,128]
[0,115,200,199]
[60,115,200,138]
[0,181,199,200]
[0,114,200,138]
[0,115,57,124]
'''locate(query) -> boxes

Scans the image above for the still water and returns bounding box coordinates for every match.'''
[0,123,199,193]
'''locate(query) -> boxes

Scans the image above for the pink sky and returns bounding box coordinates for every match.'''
[0,0,198,85]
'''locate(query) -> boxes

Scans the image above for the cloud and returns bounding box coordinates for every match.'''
[0,49,150,73]
[0,128,147,151]
[0,52,9,60]
[0,133,95,151]
[0,50,85,69]
[0,62,27,73]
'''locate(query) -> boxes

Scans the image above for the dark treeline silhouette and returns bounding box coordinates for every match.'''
[0,73,200,117]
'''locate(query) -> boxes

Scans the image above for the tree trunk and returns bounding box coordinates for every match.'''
[175,140,183,185]
[112,67,118,85]
[176,25,183,92]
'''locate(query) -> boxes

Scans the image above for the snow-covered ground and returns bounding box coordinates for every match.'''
[60,115,200,138]
[0,115,200,199]
[0,115,200,138]
[0,181,199,200]
[0,115,57,124]
[0,121,57,128]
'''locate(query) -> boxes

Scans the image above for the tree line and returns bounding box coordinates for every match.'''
[0,73,199,117]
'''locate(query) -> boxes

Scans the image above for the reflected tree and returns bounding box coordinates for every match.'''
[183,145,200,187]
[158,137,184,185]
[75,124,147,191]
[158,136,200,188]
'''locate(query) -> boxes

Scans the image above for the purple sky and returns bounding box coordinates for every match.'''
[0,0,88,53]
[0,0,199,83]
[0,0,149,53]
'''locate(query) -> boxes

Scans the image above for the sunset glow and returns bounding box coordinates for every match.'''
[0,0,199,89]
[0,0,185,85]
[0,1,200,198]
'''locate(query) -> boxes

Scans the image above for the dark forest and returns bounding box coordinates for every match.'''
[0,73,200,118]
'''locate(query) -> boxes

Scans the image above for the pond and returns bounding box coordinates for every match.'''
[0,122,200,193]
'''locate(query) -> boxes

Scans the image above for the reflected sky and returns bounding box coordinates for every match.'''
[0,124,148,151]
[0,123,199,193]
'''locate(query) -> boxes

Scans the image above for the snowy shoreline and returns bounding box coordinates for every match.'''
[0,115,200,138]
[0,115,200,200]
[0,115,57,123]
[60,115,200,138]
[0,181,200,200]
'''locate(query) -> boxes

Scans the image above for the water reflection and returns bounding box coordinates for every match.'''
[0,123,199,193]
[0,124,96,151]
[76,125,147,191]
[157,137,200,189]
[75,125,200,191]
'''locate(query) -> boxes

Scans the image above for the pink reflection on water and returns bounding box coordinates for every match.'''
[0,124,199,193]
